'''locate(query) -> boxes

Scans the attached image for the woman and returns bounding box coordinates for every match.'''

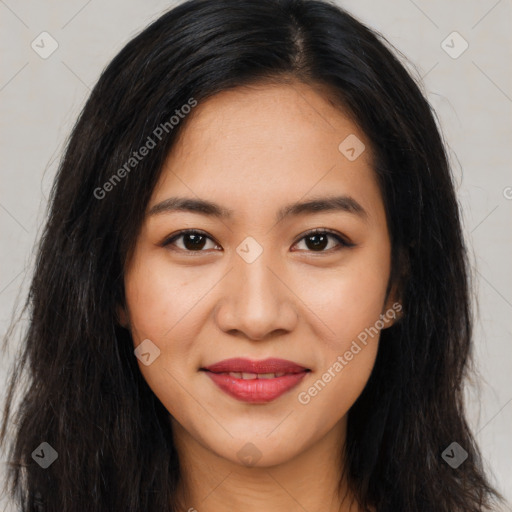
[0,0,505,510]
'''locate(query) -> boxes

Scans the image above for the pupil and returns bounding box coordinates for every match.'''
[184,234,206,250]
[307,234,327,251]
[181,233,329,251]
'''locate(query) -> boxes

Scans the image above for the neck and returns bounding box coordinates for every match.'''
[171,415,362,512]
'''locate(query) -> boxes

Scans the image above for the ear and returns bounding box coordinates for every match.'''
[380,281,404,329]
[380,247,409,328]
[116,303,130,329]
[381,298,403,329]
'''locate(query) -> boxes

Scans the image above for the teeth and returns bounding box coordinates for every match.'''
[226,372,286,379]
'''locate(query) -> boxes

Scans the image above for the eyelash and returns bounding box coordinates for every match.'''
[161,228,353,254]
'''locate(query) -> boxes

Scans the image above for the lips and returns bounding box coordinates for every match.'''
[201,358,310,403]
[203,357,308,374]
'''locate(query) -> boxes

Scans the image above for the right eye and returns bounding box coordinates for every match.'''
[162,229,221,253]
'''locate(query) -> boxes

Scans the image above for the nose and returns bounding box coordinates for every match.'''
[214,250,299,341]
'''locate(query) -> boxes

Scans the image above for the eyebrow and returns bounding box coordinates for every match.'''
[148,195,368,222]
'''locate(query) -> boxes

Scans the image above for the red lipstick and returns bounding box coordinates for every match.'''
[202,358,309,403]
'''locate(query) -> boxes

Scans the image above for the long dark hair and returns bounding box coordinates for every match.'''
[1,0,504,510]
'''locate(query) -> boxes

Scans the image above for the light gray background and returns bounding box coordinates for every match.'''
[1,0,511,509]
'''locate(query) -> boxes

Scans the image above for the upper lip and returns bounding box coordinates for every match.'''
[202,358,309,374]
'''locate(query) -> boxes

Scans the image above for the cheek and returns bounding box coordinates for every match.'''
[123,253,204,419]
[292,241,390,409]
[296,247,391,349]
[294,260,388,424]
[124,264,169,341]
[124,251,209,343]
[331,264,388,337]
[123,252,198,397]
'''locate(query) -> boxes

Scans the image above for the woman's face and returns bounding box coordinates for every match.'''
[122,81,397,467]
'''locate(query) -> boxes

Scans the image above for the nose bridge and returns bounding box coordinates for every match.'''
[214,237,298,339]
[236,242,278,301]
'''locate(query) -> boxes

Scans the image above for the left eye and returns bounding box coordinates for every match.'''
[162,229,350,253]
[292,229,349,252]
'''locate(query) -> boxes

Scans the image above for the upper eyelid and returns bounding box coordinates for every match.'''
[163,229,219,246]
[163,228,351,250]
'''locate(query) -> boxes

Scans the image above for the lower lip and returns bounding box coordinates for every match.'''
[204,371,308,403]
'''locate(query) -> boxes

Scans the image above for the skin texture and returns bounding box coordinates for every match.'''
[120,81,398,512]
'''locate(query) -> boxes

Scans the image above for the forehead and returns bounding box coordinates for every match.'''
[150,82,383,225]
